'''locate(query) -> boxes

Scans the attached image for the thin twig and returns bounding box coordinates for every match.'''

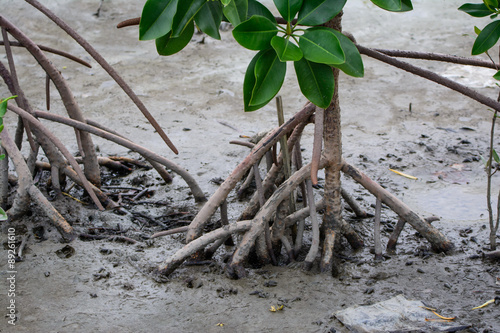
[230,140,255,149]
[0,40,92,67]
[303,179,320,271]
[1,28,36,151]
[151,226,188,239]
[357,44,500,113]
[311,107,323,185]
[373,48,500,70]
[117,17,140,29]
[374,198,383,261]
[487,110,499,250]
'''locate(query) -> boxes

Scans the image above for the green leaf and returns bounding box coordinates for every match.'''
[155,20,194,55]
[250,48,286,106]
[472,20,500,55]
[493,69,500,80]
[474,25,482,35]
[195,0,223,40]
[297,0,347,26]
[370,0,413,12]
[0,154,5,161]
[0,207,7,221]
[221,0,231,5]
[243,51,270,111]
[139,0,179,41]
[271,36,303,61]
[233,16,278,50]
[172,0,206,37]
[274,0,303,22]
[248,0,276,23]
[0,95,16,118]
[223,0,248,26]
[459,3,494,17]
[294,58,334,108]
[493,148,500,164]
[484,0,499,10]
[299,28,345,65]
[323,29,364,77]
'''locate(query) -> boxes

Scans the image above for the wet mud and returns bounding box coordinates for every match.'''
[0,0,499,332]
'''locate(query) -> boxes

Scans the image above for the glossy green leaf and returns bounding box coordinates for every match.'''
[0,95,16,118]
[493,69,500,80]
[472,20,500,54]
[250,48,286,106]
[0,96,16,140]
[297,0,347,26]
[484,0,499,10]
[274,0,303,22]
[172,0,206,37]
[271,36,303,61]
[370,0,413,12]
[248,0,276,23]
[299,28,345,65]
[195,0,223,40]
[139,0,179,41]
[493,148,500,164]
[221,0,231,5]
[156,20,194,55]
[233,16,278,50]
[0,207,7,221]
[243,51,270,111]
[294,58,334,108]
[223,0,248,26]
[459,3,494,17]
[321,28,364,77]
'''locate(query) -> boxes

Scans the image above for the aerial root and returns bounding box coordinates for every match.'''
[153,104,453,279]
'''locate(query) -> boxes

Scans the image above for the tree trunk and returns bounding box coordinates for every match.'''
[320,13,344,275]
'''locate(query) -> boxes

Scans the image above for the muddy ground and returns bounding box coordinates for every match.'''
[0,0,499,332]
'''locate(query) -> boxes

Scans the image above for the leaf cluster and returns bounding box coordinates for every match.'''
[460,1,500,55]
[139,0,412,110]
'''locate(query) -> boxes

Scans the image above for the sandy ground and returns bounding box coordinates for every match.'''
[0,0,499,332]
